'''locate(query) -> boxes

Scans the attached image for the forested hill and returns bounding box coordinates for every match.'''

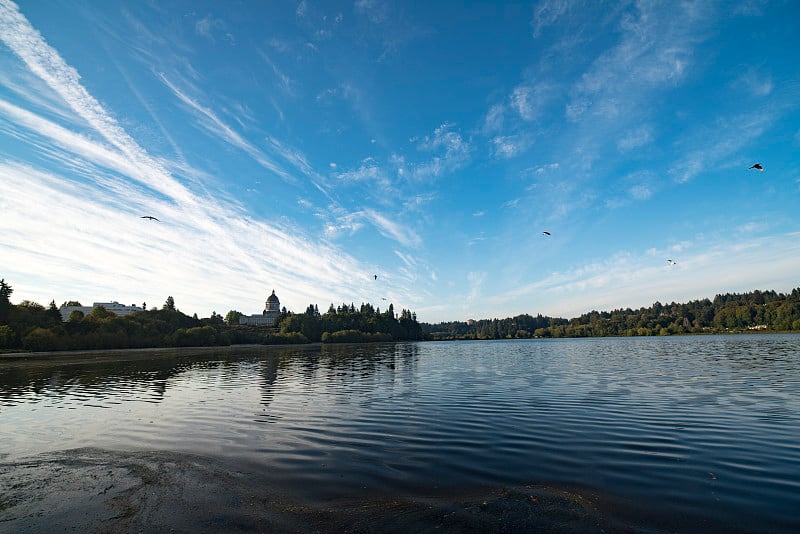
[422,288,800,340]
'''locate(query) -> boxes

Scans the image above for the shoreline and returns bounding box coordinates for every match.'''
[0,448,649,533]
[3,330,798,360]
[0,343,323,361]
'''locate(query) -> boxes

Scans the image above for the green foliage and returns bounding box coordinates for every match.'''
[23,327,62,351]
[61,300,82,307]
[279,301,422,342]
[86,306,116,321]
[421,288,800,339]
[163,296,176,311]
[322,330,393,343]
[1,275,797,352]
[0,325,16,348]
[224,310,243,325]
[263,331,309,344]
[168,325,230,347]
[0,279,12,325]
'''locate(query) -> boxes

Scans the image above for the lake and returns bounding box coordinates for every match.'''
[1,335,799,532]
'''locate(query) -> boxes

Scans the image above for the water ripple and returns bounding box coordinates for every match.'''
[1,337,799,531]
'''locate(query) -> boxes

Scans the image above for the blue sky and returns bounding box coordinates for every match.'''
[1,0,799,323]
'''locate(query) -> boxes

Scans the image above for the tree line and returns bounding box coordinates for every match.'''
[0,278,421,352]
[275,301,422,343]
[421,288,800,340]
[3,277,799,351]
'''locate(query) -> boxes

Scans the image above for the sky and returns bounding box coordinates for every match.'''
[1,0,799,324]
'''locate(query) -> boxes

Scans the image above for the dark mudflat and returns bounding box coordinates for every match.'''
[0,448,645,533]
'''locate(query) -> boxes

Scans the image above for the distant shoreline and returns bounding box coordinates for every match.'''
[0,343,322,361]
[3,331,799,361]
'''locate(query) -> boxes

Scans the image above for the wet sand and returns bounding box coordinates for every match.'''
[0,448,646,533]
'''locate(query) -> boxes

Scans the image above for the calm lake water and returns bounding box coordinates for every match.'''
[1,335,799,532]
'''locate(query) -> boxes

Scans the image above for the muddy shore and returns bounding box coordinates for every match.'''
[0,448,655,533]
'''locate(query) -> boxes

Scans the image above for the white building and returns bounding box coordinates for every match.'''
[59,301,143,321]
[239,290,282,326]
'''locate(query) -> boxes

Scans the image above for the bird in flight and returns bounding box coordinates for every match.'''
[373,274,378,280]
[141,216,159,222]
[749,163,764,172]
[667,259,677,266]
[542,231,551,236]
[381,297,388,301]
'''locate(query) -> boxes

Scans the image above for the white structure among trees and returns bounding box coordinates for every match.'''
[239,290,282,326]
[59,301,143,321]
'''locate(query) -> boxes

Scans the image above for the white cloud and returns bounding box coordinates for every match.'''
[487,233,800,318]
[567,1,712,121]
[467,233,487,246]
[195,15,230,43]
[335,158,391,191]
[733,66,773,97]
[256,49,295,96]
[617,125,653,151]
[629,183,652,200]
[531,0,571,38]
[355,0,388,24]
[0,3,405,316]
[394,250,416,267]
[669,111,772,183]
[483,103,504,133]
[413,122,471,179]
[492,135,529,159]
[467,271,487,302]
[296,1,308,18]
[157,73,297,183]
[534,163,559,174]
[733,0,768,17]
[510,83,552,121]
[362,208,421,248]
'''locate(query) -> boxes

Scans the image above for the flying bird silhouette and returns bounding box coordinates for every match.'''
[373,274,378,280]
[667,259,677,266]
[749,163,764,172]
[141,216,159,221]
[542,231,551,236]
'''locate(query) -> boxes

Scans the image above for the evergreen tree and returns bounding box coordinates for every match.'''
[0,279,13,325]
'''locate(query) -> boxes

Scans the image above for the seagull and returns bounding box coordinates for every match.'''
[667,259,677,266]
[381,297,388,301]
[141,216,159,221]
[542,231,551,236]
[749,163,764,172]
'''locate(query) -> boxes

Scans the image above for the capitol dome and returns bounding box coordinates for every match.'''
[265,290,280,313]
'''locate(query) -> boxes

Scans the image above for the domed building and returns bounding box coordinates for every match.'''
[239,290,282,326]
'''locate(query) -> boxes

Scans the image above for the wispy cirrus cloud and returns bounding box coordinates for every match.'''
[487,233,800,318]
[491,135,530,159]
[732,66,773,98]
[567,1,713,123]
[531,0,572,38]
[411,122,471,179]
[510,82,554,122]
[362,208,421,247]
[669,111,773,183]
[195,14,234,44]
[156,72,298,184]
[482,103,505,133]
[617,125,654,151]
[0,0,411,316]
[322,205,420,249]
[256,48,296,96]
